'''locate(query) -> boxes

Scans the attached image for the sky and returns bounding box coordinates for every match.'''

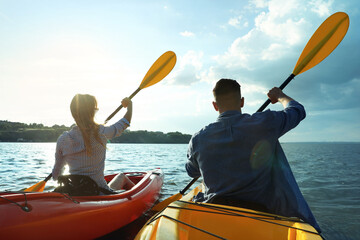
[0,0,359,142]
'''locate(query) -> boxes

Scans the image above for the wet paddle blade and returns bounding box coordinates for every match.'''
[152,193,182,212]
[151,177,199,212]
[23,173,52,192]
[139,51,176,89]
[293,12,349,76]
[24,180,46,192]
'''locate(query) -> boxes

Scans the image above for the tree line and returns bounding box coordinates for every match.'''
[0,120,191,143]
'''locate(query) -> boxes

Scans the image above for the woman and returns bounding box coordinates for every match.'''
[52,94,135,194]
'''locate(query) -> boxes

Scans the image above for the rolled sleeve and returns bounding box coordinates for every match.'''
[271,100,306,138]
[101,118,130,139]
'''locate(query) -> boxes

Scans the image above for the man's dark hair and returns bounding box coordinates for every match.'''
[213,79,241,97]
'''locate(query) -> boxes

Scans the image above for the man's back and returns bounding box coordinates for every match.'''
[185,79,320,232]
[186,101,305,204]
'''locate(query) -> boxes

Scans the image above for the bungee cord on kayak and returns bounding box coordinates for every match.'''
[176,200,303,222]
[58,192,80,204]
[175,201,321,236]
[148,205,321,240]
[0,191,81,213]
[0,192,30,212]
[151,214,227,240]
[149,200,322,237]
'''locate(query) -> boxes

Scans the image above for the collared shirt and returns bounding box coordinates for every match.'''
[52,118,129,191]
[186,100,321,232]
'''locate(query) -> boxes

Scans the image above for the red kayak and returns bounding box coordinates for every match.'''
[0,169,163,240]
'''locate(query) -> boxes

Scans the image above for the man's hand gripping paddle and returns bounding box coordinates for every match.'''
[257,12,349,112]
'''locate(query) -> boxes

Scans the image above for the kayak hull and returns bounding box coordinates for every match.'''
[0,169,164,240]
[135,183,322,240]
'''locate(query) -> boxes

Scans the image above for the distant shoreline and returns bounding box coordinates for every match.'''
[0,120,192,144]
[1,121,358,144]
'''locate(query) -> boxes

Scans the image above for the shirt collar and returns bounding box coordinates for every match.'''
[217,110,242,120]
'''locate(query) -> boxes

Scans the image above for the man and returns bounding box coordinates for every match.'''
[186,79,320,232]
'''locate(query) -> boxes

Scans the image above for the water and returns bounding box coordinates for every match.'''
[0,142,359,240]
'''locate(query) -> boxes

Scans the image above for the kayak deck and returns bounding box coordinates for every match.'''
[135,184,322,240]
[0,169,164,240]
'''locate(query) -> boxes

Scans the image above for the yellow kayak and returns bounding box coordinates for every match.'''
[135,183,322,240]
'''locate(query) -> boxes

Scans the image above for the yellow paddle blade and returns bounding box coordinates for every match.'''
[293,12,349,76]
[139,51,176,89]
[24,180,46,192]
[152,192,182,212]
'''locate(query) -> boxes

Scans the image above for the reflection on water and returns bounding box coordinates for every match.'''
[1,142,359,240]
[0,143,55,190]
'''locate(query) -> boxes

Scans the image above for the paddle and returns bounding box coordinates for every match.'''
[23,51,177,192]
[257,12,349,112]
[24,173,52,192]
[104,51,177,124]
[152,177,199,212]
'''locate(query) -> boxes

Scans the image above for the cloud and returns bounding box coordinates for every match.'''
[228,17,240,27]
[228,15,249,28]
[180,31,195,37]
[213,27,296,71]
[169,51,203,85]
[199,66,222,85]
[305,78,360,111]
[320,78,360,103]
[309,0,333,17]
[250,0,269,8]
[213,31,257,70]
[197,0,359,113]
[213,1,310,71]
[254,11,306,45]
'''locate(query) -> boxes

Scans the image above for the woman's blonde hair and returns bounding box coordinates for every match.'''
[70,94,104,155]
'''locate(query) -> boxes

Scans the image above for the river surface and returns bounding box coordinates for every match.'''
[0,142,359,240]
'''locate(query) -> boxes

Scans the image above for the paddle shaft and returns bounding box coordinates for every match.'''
[44,173,53,182]
[104,87,141,124]
[180,177,200,195]
[256,73,295,112]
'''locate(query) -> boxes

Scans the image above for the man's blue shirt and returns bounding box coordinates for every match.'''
[186,100,321,232]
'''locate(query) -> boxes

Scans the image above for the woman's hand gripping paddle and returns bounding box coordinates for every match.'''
[23,51,176,192]
[104,51,177,124]
[257,12,349,112]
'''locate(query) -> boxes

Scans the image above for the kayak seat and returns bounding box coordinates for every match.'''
[54,175,117,196]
